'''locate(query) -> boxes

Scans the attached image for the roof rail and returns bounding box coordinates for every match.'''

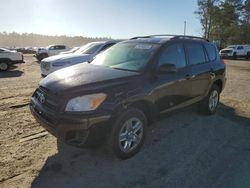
[130,34,209,42]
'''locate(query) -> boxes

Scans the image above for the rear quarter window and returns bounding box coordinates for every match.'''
[204,43,217,61]
[185,43,206,65]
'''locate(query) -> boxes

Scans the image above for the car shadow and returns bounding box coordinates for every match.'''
[0,66,23,78]
[223,57,250,61]
[31,104,250,188]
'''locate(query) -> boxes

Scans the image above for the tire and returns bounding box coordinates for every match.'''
[0,62,9,71]
[199,85,220,115]
[233,52,237,60]
[246,52,250,60]
[37,53,48,61]
[107,108,147,159]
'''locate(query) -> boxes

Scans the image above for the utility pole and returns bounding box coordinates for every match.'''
[184,21,186,36]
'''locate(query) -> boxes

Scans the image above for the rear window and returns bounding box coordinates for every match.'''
[186,43,206,65]
[204,43,217,61]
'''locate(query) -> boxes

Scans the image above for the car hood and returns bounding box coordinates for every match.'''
[220,48,233,52]
[40,63,139,93]
[43,54,92,63]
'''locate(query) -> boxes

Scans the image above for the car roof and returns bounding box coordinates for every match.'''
[126,35,209,45]
[47,44,66,48]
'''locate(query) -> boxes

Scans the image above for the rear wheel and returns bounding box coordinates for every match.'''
[0,62,9,71]
[199,85,220,115]
[246,52,250,60]
[107,108,147,159]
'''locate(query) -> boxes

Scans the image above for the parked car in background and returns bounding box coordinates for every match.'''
[219,45,250,59]
[35,45,70,61]
[30,35,226,159]
[60,47,80,55]
[40,40,120,77]
[0,48,24,71]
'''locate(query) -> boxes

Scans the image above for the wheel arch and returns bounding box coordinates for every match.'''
[128,100,157,125]
[213,79,223,93]
[0,58,12,64]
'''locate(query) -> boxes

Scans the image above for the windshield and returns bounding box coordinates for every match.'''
[91,43,159,72]
[74,42,103,55]
[0,48,12,52]
[227,46,235,49]
[69,47,80,53]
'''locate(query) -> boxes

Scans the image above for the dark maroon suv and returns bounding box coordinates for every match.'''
[30,35,226,159]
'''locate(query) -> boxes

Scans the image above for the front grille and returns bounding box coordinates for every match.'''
[41,61,50,70]
[33,86,59,112]
[33,105,57,126]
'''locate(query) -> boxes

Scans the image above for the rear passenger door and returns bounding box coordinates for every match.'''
[185,41,212,97]
[153,43,193,112]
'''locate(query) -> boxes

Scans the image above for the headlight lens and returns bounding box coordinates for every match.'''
[65,93,107,112]
[41,61,50,70]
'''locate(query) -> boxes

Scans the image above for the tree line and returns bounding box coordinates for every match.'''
[195,0,250,47]
[0,32,110,48]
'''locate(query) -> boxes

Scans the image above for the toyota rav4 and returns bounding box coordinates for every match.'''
[30,35,226,159]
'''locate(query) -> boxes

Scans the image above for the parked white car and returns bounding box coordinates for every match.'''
[40,40,120,77]
[60,47,80,55]
[35,44,70,61]
[0,48,24,71]
[219,45,250,59]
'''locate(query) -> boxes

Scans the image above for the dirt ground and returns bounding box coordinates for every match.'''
[0,55,250,188]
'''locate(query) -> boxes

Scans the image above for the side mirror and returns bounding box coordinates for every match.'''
[157,64,177,74]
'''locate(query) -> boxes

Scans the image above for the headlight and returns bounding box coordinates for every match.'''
[65,93,107,112]
[52,61,71,67]
[41,61,50,70]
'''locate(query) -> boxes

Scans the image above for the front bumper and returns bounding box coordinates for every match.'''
[30,98,112,147]
[220,53,233,58]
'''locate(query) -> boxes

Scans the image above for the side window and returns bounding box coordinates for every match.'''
[237,46,243,50]
[49,46,55,50]
[204,43,217,61]
[158,43,186,69]
[186,43,206,65]
[58,45,66,50]
[99,43,114,53]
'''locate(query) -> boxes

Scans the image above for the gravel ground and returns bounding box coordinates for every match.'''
[0,55,249,188]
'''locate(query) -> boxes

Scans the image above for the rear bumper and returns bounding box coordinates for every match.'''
[30,99,112,147]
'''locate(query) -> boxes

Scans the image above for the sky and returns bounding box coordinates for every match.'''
[0,0,202,39]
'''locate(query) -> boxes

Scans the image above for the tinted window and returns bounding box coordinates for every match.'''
[57,45,66,50]
[186,43,206,65]
[159,43,186,68]
[204,43,217,61]
[237,46,243,50]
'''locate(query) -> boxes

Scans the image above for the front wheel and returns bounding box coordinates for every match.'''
[0,62,9,71]
[199,85,220,115]
[233,52,237,60]
[107,108,147,159]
